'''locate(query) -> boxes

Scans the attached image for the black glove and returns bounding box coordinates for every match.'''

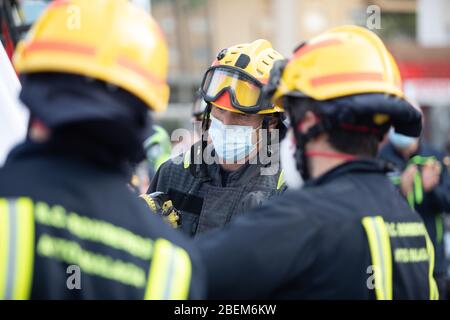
[140,192,181,228]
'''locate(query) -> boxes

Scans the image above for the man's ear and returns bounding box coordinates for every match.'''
[298,111,319,134]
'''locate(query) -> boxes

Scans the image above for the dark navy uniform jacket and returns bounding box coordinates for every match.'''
[379,142,450,276]
[0,140,205,299]
[196,160,438,299]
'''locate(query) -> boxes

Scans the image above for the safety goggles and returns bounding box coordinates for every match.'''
[200,65,269,114]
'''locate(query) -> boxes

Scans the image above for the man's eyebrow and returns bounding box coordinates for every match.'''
[234,114,252,120]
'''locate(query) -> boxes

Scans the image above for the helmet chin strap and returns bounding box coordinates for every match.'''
[262,115,271,157]
[293,121,326,181]
[188,102,212,178]
[294,120,358,180]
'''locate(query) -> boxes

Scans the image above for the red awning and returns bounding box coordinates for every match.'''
[398,60,450,79]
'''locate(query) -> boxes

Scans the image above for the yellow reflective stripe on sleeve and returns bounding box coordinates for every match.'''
[14,198,35,300]
[0,197,35,300]
[424,232,439,300]
[144,238,192,300]
[277,170,285,190]
[145,239,171,299]
[362,216,393,300]
[0,199,9,299]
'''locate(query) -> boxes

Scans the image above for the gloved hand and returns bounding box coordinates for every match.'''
[139,192,181,228]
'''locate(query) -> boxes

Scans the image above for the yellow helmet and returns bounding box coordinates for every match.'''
[200,39,284,114]
[273,25,406,105]
[13,0,169,112]
[270,25,421,137]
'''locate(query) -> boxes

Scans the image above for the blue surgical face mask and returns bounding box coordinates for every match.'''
[389,128,418,150]
[208,114,257,162]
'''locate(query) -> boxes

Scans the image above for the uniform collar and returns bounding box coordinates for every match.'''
[305,158,390,187]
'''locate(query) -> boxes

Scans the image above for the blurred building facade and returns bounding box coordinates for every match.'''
[151,0,450,149]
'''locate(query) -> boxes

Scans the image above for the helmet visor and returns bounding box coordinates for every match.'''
[201,66,262,109]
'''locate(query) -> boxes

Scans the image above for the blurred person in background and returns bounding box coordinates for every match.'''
[191,90,208,144]
[145,40,287,236]
[379,128,450,299]
[129,124,172,194]
[144,124,172,182]
[169,91,207,157]
[0,0,204,300]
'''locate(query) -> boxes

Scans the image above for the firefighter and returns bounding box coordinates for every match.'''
[196,26,438,299]
[379,128,450,298]
[0,0,204,300]
[146,40,287,236]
